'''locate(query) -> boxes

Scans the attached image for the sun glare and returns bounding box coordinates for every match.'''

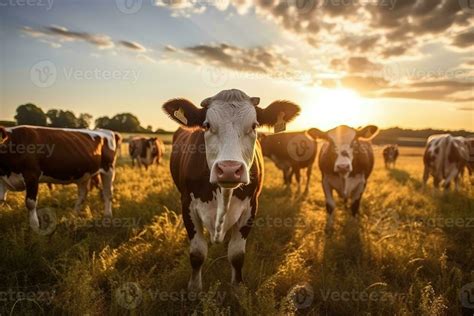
[297,87,373,130]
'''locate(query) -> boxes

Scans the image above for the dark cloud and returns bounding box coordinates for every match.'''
[452,31,474,48]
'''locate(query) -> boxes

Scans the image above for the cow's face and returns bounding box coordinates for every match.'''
[148,138,159,156]
[163,89,300,188]
[309,125,378,176]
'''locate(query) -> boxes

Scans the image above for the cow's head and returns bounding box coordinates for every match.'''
[309,125,378,176]
[163,89,300,188]
[147,138,160,156]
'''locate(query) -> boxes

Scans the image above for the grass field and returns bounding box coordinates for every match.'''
[0,143,473,315]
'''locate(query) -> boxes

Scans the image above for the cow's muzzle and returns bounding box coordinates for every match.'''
[212,160,246,188]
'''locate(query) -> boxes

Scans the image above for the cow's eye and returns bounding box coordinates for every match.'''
[252,122,259,130]
[202,122,210,131]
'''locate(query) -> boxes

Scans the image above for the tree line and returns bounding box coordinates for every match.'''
[11,103,155,133]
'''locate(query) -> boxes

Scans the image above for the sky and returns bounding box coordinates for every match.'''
[0,0,473,131]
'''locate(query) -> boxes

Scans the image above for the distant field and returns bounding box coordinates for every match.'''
[0,146,473,315]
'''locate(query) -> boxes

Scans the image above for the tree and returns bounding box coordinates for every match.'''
[78,113,93,129]
[14,103,47,126]
[95,113,143,132]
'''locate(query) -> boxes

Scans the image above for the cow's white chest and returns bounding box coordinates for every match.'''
[139,148,154,166]
[326,174,365,199]
[189,192,251,241]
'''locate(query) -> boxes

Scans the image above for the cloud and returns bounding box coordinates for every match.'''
[167,42,296,78]
[452,31,474,48]
[118,40,147,52]
[23,25,114,49]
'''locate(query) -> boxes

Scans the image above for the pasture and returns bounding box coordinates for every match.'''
[0,142,473,315]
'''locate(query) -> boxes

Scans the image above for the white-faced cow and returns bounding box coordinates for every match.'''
[0,126,119,230]
[423,134,470,190]
[162,89,300,291]
[383,144,399,169]
[259,131,317,193]
[309,125,379,230]
[129,137,164,169]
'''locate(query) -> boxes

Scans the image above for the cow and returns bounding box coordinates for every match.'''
[162,89,300,291]
[129,137,164,169]
[383,144,399,169]
[422,134,471,190]
[0,126,119,230]
[308,125,379,231]
[259,131,317,193]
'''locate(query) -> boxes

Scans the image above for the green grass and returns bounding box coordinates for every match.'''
[0,146,473,315]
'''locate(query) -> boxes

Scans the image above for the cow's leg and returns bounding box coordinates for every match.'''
[100,169,114,217]
[228,197,256,285]
[444,167,458,191]
[24,173,40,229]
[422,164,430,187]
[0,182,8,202]
[184,199,207,292]
[350,181,366,216]
[228,224,246,284]
[322,176,336,232]
[304,163,313,194]
[294,168,301,191]
[74,181,89,213]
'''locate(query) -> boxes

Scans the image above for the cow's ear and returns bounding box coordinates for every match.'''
[307,128,328,140]
[256,100,300,127]
[162,99,206,127]
[356,125,379,140]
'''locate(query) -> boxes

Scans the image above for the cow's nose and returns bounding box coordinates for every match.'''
[216,160,244,183]
[336,164,351,173]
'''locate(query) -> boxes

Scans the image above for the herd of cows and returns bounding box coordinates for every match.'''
[0,89,473,292]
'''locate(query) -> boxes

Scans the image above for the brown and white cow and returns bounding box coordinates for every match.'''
[383,144,399,169]
[162,89,300,291]
[259,131,317,193]
[309,125,379,230]
[129,137,164,169]
[0,126,118,230]
[423,134,470,190]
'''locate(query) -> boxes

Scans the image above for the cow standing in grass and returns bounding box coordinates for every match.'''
[383,144,399,169]
[259,131,317,193]
[162,89,300,291]
[423,134,470,190]
[129,137,164,169]
[309,125,379,231]
[0,126,119,229]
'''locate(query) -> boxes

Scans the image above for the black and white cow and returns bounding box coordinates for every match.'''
[309,125,379,230]
[383,144,399,169]
[162,89,300,291]
[423,134,471,190]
